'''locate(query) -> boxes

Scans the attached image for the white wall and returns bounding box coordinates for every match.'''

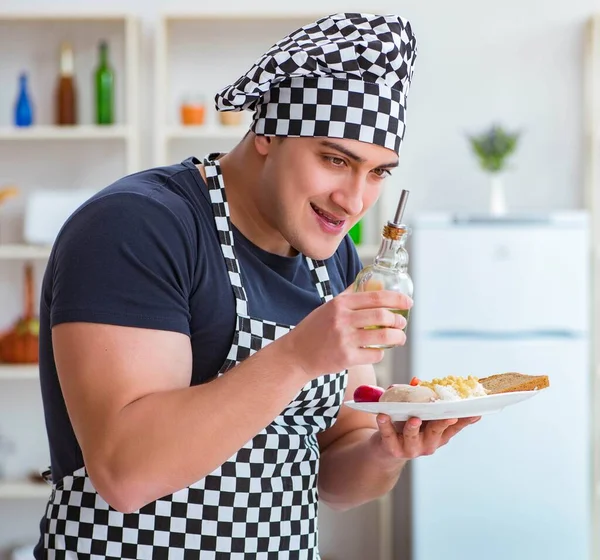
[0,0,596,558]
[2,0,592,216]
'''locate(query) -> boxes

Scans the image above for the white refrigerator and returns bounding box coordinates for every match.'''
[409,212,592,560]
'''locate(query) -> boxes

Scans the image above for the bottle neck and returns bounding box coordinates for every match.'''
[373,225,409,271]
[60,45,74,77]
[98,43,109,66]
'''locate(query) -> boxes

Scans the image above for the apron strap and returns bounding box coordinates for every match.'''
[203,154,333,308]
[204,155,249,317]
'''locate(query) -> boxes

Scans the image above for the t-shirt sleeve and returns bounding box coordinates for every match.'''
[49,191,196,336]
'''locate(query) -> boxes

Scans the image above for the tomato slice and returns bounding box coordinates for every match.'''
[409,376,420,386]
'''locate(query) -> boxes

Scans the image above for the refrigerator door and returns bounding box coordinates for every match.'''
[410,216,589,334]
[411,335,591,560]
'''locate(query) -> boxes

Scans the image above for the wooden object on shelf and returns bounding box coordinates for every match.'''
[0,263,39,364]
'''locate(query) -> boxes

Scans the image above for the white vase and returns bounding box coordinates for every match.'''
[489,174,507,216]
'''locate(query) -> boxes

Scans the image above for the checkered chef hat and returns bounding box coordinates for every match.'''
[215,12,418,153]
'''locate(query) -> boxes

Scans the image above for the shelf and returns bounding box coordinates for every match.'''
[0,365,38,380]
[0,125,131,141]
[0,244,52,260]
[163,12,326,22]
[0,13,134,22]
[165,125,249,140]
[0,481,51,499]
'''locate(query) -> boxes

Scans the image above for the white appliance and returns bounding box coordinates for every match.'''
[23,189,97,245]
[410,212,592,560]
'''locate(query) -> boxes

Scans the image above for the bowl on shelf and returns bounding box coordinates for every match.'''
[218,111,244,127]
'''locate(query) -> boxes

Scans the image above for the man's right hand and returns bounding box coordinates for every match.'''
[279,287,412,380]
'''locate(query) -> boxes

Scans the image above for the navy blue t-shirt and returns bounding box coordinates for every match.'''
[37,156,363,489]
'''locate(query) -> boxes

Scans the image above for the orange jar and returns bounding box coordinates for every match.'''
[180,96,206,125]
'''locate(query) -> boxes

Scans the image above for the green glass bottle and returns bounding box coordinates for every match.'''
[349,220,362,245]
[95,41,114,125]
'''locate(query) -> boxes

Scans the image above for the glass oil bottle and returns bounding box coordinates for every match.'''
[353,189,413,349]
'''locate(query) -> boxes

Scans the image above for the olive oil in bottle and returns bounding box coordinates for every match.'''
[354,190,413,349]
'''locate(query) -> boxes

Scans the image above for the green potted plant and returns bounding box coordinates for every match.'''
[468,124,520,215]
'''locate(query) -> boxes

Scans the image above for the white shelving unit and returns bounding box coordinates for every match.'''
[0,13,141,175]
[164,125,249,141]
[0,244,52,260]
[0,365,39,381]
[0,481,50,500]
[0,124,132,141]
[153,13,317,166]
[584,15,600,560]
[0,12,141,556]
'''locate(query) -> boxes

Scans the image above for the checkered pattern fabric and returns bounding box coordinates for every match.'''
[215,12,417,152]
[42,156,348,558]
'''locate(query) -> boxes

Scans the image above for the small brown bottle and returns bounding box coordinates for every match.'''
[55,42,77,125]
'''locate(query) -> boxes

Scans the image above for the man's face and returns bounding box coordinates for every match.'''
[255,136,399,260]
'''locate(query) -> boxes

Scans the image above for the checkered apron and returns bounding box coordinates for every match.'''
[41,155,348,559]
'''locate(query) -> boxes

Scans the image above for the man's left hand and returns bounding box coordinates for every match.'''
[374,414,480,461]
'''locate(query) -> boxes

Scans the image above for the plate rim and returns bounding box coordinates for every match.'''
[344,388,546,408]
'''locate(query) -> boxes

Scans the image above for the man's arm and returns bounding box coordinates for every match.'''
[317,364,479,511]
[53,322,308,514]
[54,288,410,514]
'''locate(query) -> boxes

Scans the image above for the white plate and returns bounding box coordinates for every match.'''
[344,389,546,421]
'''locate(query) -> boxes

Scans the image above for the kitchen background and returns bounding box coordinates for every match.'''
[0,0,599,559]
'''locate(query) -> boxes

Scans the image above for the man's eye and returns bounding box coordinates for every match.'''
[326,156,346,166]
[372,168,392,178]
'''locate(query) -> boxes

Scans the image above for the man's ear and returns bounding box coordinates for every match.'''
[254,134,273,156]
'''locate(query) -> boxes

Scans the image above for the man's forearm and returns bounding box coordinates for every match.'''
[90,341,308,513]
[318,428,407,510]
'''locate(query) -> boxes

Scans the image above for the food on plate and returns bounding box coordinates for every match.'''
[353,384,385,403]
[418,375,488,401]
[379,384,437,403]
[351,372,549,405]
[478,372,550,394]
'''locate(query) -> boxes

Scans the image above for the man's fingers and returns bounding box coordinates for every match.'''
[401,417,422,457]
[440,417,480,446]
[350,308,407,330]
[342,289,414,312]
[376,414,402,457]
[360,325,407,349]
[423,418,458,439]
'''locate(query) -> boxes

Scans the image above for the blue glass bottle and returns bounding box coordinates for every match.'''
[14,72,33,127]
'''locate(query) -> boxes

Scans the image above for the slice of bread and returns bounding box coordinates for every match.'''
[478,372,549,395]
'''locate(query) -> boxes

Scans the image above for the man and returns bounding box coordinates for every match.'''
[34,12,478,559]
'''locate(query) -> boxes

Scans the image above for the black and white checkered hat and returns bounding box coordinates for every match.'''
[215,12,417,153]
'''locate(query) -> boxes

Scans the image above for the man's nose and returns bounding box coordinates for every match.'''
[331,179,365,217]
